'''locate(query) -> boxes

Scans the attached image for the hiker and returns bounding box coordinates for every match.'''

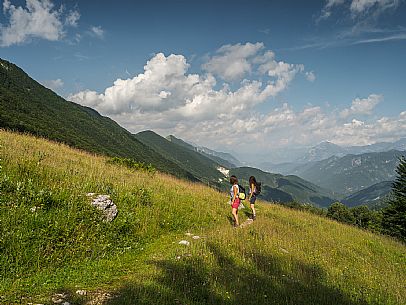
[248,176,259,220]
[229,175,240,227]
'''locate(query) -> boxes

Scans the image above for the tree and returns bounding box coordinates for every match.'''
[382,156,406,242]
[351,205,382,231]
[327,202,355,224]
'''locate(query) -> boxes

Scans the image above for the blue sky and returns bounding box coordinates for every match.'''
[1,0,406,157]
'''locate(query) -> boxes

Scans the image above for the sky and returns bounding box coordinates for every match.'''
[1,0,406,159]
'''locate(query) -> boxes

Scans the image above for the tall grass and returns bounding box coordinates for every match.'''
[0,130,405,305]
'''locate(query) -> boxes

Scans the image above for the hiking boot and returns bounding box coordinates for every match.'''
[252,215,256,220]
[233,223,239,228]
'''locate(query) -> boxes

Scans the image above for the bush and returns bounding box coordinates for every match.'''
[327,202,355,224]
[350,205,382,232]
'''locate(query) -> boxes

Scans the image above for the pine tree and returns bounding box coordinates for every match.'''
[382,155,406,242]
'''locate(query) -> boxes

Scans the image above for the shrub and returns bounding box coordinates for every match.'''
[326,202,355,224]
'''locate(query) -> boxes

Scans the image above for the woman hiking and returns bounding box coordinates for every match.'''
[248,175,259,220]
[229,175,240,227]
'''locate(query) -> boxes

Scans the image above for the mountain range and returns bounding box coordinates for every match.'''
[259,139,406,166]
[269,150,404,196]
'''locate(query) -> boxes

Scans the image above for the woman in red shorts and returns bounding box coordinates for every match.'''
[230,175,240,227]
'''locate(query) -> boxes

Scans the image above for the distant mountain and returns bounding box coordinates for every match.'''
[195,146,242,167]
[297,141,345,163]
[259,161,312,175]
[230,167,336,207]
[295,139,406,163]
[0,58,195,181]
[342,181,392,208]
[136,131,228,188]
[291,150,404,195]
[166,134,241,168]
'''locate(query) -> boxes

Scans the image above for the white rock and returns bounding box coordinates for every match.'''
[88,194,118,222]
[178,240,190,246]
[75,290,87,296]
[192,236,200,240]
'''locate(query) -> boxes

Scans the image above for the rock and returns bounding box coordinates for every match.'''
[192,235,200,240]
[178,240,190,246]
[88,194,118,222]
[52,293,67,304]
[75,290,87,296]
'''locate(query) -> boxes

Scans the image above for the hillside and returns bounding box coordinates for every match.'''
[1,130,405,305]
[342,181,393,208]
[135,131,227,188]
[230,167,336,207]
[0,58,194,181]
[166,134,240,168]
[290,150,404,195]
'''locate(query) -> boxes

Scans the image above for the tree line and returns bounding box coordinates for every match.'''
[279,156,406,243]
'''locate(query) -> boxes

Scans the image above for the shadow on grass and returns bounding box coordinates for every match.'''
[103,242,368,305]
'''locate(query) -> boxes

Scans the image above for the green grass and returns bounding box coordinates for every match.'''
[1,130,405,305]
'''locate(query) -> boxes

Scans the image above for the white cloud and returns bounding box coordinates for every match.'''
[202,42,264,81]
[68,46,406,153]
[0,0,79,47]
[65,9,80,27]
[305,71,316,82]
[350,0,400,15]
[89,25,104,39]
[319,0,401,20]
[41,78,64,92]
[319,0,346,20]
[340,94,382,118]
[69,45,303,119]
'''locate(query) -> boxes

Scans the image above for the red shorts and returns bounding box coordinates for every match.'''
[231,198,240,209]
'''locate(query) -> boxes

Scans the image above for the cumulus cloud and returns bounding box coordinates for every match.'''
[0,0,80,47]
[201,42,303,88]
[69,45,303,120]
[41,78,64,92]
[340,94,382,118]
[202,42,264,81]
[68,45,405,153]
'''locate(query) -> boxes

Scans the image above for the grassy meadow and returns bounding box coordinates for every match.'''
[0,130,405,305]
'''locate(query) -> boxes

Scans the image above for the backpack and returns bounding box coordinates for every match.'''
[238,184,246,200]
[255,182,261,195]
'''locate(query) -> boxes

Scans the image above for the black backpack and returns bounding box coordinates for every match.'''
[255,182,261,195]
[238,184,246,200]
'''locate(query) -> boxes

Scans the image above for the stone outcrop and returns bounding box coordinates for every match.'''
[87,193,118,222]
